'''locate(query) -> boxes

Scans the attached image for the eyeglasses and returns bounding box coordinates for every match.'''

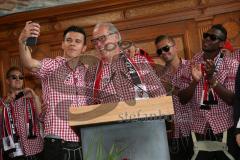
[8,75,24,80]
[203,32,223,41]
[91,32,116,45]
[156,45,174,55]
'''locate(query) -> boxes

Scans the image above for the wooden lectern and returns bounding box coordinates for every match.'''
[69,96,174,160]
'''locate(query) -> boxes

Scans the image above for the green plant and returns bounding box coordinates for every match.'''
[85,134,128,160]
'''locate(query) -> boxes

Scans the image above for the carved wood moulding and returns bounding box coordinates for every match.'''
[0,0,239,44]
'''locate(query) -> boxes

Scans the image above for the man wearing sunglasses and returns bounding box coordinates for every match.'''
[18,22,88,160]
[154,35,193,160]
[0,66,43,160]
[230,48,240,62]
[178,24,239,160]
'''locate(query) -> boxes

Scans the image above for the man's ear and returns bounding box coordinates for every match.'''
[113,33,120,43]
[173,44,178,52]
[6,78,10,85]
[82,45,87,53]
[61,41,64,50]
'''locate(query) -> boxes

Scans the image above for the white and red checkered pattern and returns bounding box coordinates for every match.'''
[157,59,193,138]
[176,52,239,134]
[32,56,87,142]
[230,48,240,62]
[1,97,43,156]
[85,54,166,104]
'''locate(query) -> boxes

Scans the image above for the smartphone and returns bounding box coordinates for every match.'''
[26,37,37,46]
[15,92,24,100]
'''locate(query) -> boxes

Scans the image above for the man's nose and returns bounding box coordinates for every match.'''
[69,40,77,46]
[95,40,104,48]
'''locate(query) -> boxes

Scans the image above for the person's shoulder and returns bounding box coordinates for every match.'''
[233,48,240,54]
[192,51,203,61]
[86,62,99,73]
[222,56,239,72]
[41,56,65,64]
[223,55,239,65]
[181,58,191,66]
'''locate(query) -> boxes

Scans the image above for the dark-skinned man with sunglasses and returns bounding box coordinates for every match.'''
[0,66,43,160]
[154,35,193,160]
[177,24,239,160]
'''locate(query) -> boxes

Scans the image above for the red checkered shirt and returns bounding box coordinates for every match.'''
[32,56,87,142]
[0,97,43,156]
[230,48,240,62]
[156,59,192,138]
[176,52,239,134]
[85,54,166,104]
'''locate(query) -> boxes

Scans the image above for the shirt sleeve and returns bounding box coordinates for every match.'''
[31,57,61,79]
[223,58,239,92]
[231,49,240,62]
[172,62,192,90]
[133,55,166,96]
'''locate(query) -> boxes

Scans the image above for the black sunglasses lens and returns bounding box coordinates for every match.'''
[162,46,170,52]
[209,35,217,41]
[157,48,162,55]
[157,46,171,55]
[9,75,24,80]
[203,33,219,41]
[203,33,208,39]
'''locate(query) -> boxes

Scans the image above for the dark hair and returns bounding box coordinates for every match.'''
[63,26,87,45]
[211,24,227,41]
[155,35,175,45]
[6,66,23,78]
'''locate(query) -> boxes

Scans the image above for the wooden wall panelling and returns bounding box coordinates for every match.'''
[0,51,11,96]
[0,0,240,96]
[124,0,199,20]
[197,20,212,52]
[184,20,201,57]
[213,11,240,48]
[0,53,4,97]
[0,0,144,24]
[10,55,21,68]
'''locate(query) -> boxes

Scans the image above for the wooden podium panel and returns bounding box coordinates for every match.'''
[69,96,173,126]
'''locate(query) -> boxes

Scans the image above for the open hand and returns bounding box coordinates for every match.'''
[23,87,35,98]
[205,59,216,79]
[191,63,202,82]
